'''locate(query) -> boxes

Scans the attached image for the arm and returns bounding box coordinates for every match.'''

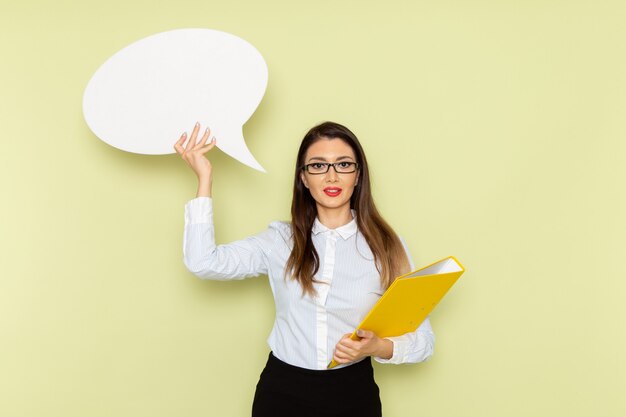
[332,319,434,366]
[175,123,272,280]
[333,236,435,365]
[372,317,435,364]
[373,236,436,364]
[183,196,273,280]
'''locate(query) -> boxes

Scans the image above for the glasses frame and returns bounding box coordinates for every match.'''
[301,161,360,175]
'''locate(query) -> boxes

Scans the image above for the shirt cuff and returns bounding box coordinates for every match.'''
[184,197,212,225]
[373,336,408,365]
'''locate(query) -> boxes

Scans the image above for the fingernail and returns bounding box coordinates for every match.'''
[182,132,187,137]
[195,122,199,127]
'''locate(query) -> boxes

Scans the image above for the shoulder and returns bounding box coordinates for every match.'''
[249,220,292,248]
[268,220,293,241]
[268,220,291,233]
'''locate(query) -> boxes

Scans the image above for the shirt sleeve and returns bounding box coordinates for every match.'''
[373,236,436,365]
[182,196,276,280]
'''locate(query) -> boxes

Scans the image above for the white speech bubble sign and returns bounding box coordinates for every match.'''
[83,28,267,172]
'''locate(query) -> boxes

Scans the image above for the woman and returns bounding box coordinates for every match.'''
[174,121,435,417]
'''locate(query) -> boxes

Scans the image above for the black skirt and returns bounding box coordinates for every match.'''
[252,351,382,417]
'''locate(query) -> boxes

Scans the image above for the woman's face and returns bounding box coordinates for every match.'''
[300,137,359,213]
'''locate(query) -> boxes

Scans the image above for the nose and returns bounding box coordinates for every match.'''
[325,165,339,182]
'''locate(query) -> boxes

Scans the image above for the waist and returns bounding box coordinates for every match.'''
[267,351,373,377]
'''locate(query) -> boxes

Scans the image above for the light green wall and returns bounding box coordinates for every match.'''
[1,1,625,416]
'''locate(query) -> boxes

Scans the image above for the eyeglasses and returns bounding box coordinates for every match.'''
[301,161,359,175]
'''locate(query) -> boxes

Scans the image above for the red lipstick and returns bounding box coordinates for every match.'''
[323,187,342,197]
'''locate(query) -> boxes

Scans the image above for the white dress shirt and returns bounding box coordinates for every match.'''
[183,197,435,370]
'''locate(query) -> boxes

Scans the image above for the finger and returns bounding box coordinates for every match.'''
[335,339,360,354]
[339,338,360,350]
[174,132,187,154]
[334,350,355,364]
[357,329,375,339]
[336,344,357,356]
[333,354,346,364]
[194,126,211,150]
[335,350,351,360]
[199,137,217,153]
[187,122,200,150]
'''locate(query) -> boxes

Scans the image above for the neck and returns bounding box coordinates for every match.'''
[316,204,353,229]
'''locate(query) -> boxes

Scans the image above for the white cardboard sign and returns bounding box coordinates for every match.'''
[83,28,268,172]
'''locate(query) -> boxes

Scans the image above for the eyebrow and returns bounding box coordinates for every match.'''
[307,155,355,163]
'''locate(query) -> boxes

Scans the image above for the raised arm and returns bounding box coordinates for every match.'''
[175,123,273,280]
[183,197,274,280]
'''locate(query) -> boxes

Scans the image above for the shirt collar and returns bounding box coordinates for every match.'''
[312,209,358,240]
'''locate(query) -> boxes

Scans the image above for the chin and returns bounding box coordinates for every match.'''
[318,199,351,210]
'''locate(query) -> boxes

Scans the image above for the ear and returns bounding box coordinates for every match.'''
[300,171,309,189]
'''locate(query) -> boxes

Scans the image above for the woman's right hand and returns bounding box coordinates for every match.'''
[174,122,217,196]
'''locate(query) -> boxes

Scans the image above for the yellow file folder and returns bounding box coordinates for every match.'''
[328,256,465,369]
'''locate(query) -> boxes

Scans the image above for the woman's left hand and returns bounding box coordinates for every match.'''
[332,329,393,364]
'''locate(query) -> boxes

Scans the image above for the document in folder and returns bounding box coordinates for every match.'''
[328,256,465,369]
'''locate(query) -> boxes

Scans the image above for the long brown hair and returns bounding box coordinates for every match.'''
[285,121,410,297]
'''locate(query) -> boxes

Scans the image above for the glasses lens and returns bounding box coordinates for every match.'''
[336,162,356,173]
[308,163,328,174]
